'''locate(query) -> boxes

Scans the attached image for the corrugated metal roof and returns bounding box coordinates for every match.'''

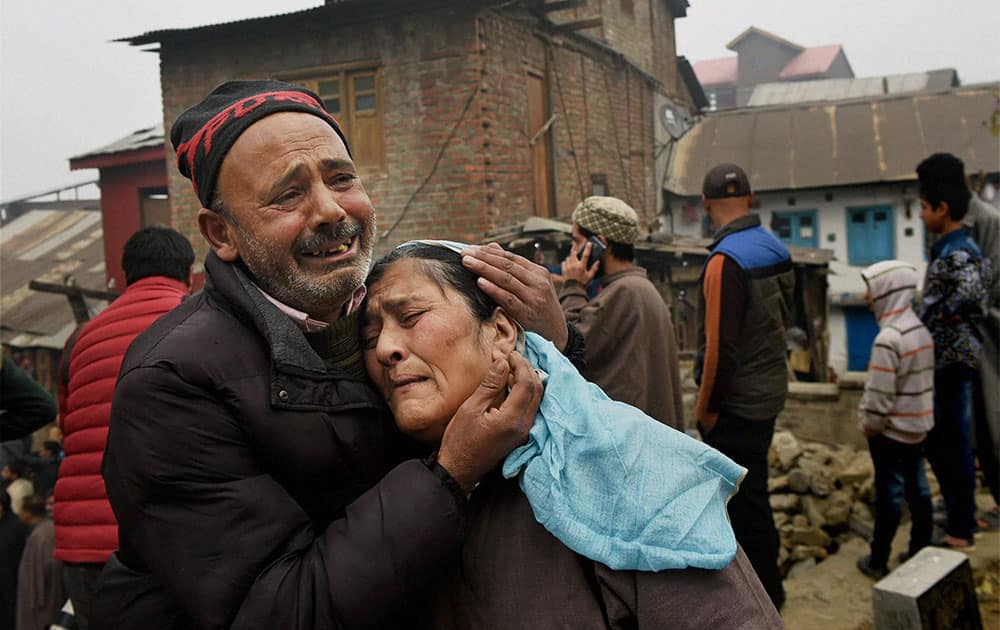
[778,44,842,80]
[692,56,738,87]
[747,70,959,106]
[1,209,109,349]
[69,126,163,162]
[486,217,834,266]
[664,83,1000,196]
[120,5,330,45]
[725,27,803,53]
[119,1,440,46]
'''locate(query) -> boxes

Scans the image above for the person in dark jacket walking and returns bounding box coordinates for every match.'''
[16,495,63,630]
[93,80,552,629]
[21,441,61,501]
[1,355,58,442]
[55,226,194,630]
[695,163,794,609]
[0,491,29,629]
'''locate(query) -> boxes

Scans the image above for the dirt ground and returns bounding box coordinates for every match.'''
[781,491,1000,629]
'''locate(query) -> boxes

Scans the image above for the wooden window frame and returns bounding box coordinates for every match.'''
[282,64,385,171]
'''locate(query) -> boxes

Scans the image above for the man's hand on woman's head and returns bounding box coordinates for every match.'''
[436,351,542,493]
[461,243,569,351]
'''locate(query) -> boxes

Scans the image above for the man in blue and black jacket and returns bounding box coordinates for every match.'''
[695,163,794,609]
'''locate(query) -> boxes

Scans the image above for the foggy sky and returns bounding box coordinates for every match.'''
[1,0,997,202]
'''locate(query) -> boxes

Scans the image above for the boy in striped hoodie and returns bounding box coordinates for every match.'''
[856,260,935,579]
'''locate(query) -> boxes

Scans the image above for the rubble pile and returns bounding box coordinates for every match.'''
[767,431,879,578]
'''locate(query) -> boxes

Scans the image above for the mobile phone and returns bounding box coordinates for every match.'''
[577,236,606,269]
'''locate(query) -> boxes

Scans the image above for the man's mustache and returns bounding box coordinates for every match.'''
[294,221,364,253]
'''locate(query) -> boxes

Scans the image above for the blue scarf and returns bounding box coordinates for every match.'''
[504,333,745,571]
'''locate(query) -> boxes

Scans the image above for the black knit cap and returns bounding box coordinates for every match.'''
[170,80,351,208]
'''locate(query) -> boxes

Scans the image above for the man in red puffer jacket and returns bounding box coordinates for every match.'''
[54,226,194,630]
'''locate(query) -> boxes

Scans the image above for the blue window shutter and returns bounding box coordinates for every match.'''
[771,210,818,248]
[847,205,894,265]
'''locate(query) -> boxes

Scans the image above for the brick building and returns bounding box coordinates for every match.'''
[122,0,698,257]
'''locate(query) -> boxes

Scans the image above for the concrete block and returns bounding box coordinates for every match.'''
[872,546,982,629]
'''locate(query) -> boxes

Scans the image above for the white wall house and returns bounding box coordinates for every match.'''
[661,83,1000,378]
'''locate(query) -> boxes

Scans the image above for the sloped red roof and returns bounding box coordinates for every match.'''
[692,56,738,87]
[779,45,843,80]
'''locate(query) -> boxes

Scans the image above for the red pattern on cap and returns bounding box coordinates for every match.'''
[175,90,339,198]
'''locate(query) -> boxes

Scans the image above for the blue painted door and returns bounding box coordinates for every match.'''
[845,306,880,372]
[846,206,894,265]
[770,210,819,248]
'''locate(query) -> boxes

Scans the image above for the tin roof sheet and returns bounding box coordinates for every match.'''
[69,126,163,162]
[747,70,960,106]
[692,57,738,87]
[778,45,843,80]
[1,209,109,349]
[664,83,1000,196]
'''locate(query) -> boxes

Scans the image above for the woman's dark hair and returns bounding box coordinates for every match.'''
[366,243,498,322]
[122,226,196,286]
[916,153,971,221]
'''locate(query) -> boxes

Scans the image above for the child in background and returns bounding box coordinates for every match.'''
[856,260,935,579]
[917,153,992,550]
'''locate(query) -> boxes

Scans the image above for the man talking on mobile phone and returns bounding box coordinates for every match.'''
[559,196,685,431]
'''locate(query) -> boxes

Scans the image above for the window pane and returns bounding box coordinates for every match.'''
[327,98,341,114]
[319,79,340,95]
[799,215,813,227]
[354,75,375,91]
[874,211,888,222]
[851,213,866,224]
[355,94,376,111]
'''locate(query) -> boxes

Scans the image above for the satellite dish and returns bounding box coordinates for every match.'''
[659,103,687,139]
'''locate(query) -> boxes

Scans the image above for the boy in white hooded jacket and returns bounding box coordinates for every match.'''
[856,260,935,579]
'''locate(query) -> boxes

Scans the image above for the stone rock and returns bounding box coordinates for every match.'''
[857,477,875,503]
[804,442,835,465]
[768,475,789,492]
[790,545,828,561]
[873,547,982,629]
[787,468,811,493]
[810,468,835,497]
[796,454,824,477]
[770,493,800,513]
[824,490,853,528]
[836,452,874,487]
[851,501,873,521]
[792,514,809,528]
[778,544,789,567]
[770,431,802,471]
[788,526,831,547]
[849,511,874,539]
[773,512,790,528]
[802,495,828,528]
[786,557,817,580]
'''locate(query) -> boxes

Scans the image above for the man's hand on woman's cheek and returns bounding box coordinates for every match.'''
[461,243,569,351]
[436,351,542,493]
